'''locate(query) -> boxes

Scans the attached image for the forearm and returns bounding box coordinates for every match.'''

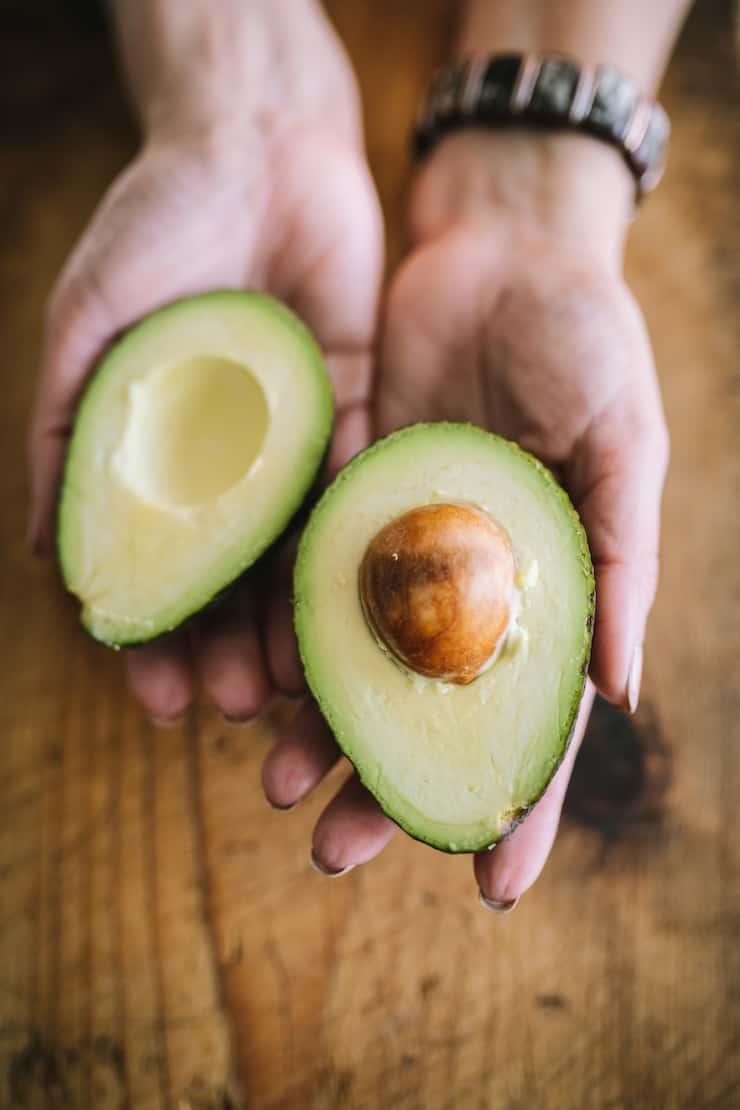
[108,0,360,146]
[457,0,692,92]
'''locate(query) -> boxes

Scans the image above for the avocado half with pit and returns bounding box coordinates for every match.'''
[59,291,333,645]
[294,423,594,853]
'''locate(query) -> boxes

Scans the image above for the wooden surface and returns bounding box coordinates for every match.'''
[1,2,739,1107]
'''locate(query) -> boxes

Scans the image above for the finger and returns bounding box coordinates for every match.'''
[264,537,305,696]
[311,773,397,876]
[268,145,383,409]
[475,681,596,910]
[262,700,339,810]
[569,398,669,711]
[126,633,195,724]
[326,396,371,480]
[28,423,73,557]
[197,588,273,721]
[263,399,372,702]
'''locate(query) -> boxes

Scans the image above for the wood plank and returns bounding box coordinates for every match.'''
[0,1,738,1107]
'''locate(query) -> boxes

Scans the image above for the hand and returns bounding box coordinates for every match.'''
[29,2,383,723]
[264,132,669,901]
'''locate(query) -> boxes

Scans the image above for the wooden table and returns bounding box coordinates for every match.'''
[1,2,738,1106]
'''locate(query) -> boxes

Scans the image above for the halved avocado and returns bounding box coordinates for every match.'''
[294,423,594,853]
[59,291,333,645]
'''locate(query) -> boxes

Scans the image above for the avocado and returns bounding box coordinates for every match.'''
[294,423,594,853]
[59,291,333,645]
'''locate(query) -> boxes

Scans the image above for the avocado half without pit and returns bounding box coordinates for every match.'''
[59,291,333,645]
[294,423,595,853]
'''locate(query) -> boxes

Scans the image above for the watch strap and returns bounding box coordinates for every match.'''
[414,54,670,197]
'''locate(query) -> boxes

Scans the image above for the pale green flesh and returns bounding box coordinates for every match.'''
[59,291,333,645]
[295,424,594,853]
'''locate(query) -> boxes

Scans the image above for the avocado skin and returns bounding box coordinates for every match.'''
[294,422,595,854]
[57,290,334,648]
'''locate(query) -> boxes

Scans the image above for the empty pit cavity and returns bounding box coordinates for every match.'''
[115,355,269,509]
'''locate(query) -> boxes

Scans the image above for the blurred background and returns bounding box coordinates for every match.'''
[0,1,738,1106]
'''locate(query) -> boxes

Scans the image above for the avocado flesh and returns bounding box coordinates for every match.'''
[59,291,333,645]
[295,423,594,853]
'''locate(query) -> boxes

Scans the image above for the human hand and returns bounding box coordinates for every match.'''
[29,0,383,723]
[264,132,668,900]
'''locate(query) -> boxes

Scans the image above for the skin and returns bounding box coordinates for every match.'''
[264,0,685,903]
[265,131,670,893]
[28,0,383,722]
[29,0,689,907]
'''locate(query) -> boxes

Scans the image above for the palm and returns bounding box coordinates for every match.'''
[32,127,383,719]
[50,128,381,416]
[380,223,642,454]
[377,220,667,700]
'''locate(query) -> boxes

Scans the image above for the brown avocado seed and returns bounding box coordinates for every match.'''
[359,503,516,685]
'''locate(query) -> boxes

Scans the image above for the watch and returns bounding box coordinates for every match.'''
[413,54,670,198]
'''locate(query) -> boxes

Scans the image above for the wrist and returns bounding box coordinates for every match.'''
[112,0,363,154]
[408,129,633,267]
[456,0,690,94]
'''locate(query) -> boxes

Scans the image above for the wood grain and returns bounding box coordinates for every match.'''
[0,1,738,1107]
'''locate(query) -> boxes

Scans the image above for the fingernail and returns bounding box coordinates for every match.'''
[221,711,254,725]
[309,849,355,879]
[265,796,296,812]
[627,643,643,715]
[479,891,519,915]
[149,713,185,730]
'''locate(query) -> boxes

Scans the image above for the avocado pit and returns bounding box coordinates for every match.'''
[359,503,516,684]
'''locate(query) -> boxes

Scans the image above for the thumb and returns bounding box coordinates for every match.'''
[475,682,595,909]
[267,143,384,422]
[28,274,115,554]
[569,394,669,713]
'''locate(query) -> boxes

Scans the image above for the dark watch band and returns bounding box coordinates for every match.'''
[413,54,670,198]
